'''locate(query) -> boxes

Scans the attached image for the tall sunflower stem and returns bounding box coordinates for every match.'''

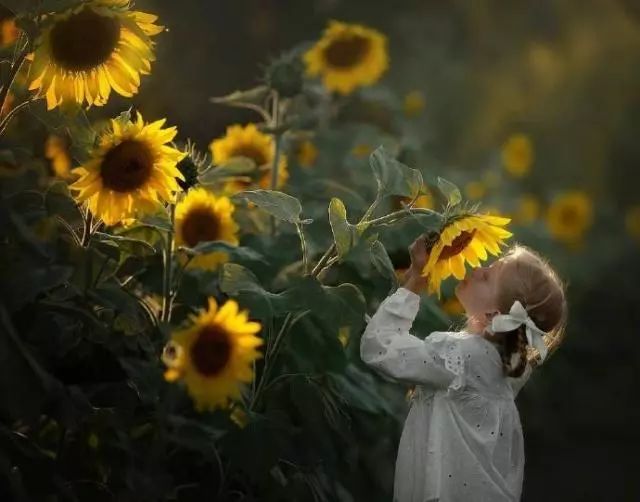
[295,223,309,275]
[80,207,93,247]
[268,89,283,237]
[0,98,35,137]
[161,204,176,324]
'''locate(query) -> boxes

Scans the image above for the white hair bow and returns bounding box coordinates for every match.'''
[488,300,549,363]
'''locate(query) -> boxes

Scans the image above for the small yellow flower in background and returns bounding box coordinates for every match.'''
[69,112,186,226]
[464,181,486,201]
[512,194,541,225]
[44,134,73,179]
[304,20,388,95]
[163,298,263,412]
[395,189,434,211]
[210,124,288,193]
[403,90,425,117]
[422,214,513,297]
[482,170,501,189]
[546,190,593,245]
[624,205,640,242]
[501,133,534,177]
[27,0,162,110]
[338,326,350,347]
[351,143,373,159]
[174,188,240,271]
[441,296,464,317]
[0,14,20,47]
[296,139,318,168]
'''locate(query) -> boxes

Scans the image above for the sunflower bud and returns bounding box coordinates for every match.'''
[265,50,304,98]
[176,156,199,191]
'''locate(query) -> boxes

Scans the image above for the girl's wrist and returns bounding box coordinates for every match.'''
[402,268,428,294]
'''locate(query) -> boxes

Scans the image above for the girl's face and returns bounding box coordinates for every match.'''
[454,258,505,321]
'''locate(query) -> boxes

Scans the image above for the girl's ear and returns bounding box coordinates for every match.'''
[485,310,500,322]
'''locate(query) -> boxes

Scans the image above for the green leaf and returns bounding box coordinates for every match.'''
[328,198,358,260]
[44,181,82,226]
[209,85,270,106]
[94,231,156,257]
[437,176,462,206]
[234,189,303,224]
[179,240,266,263]
[198,156,257,184]
[369,240,399,290]
[369,145,423,198]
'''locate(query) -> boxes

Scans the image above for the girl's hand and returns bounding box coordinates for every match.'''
[402,232,438,293]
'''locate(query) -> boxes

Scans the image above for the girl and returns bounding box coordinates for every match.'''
[360,234,568,502]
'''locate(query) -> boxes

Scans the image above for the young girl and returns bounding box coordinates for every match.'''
[360,234,567,502]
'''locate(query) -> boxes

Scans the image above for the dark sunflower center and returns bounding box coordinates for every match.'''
[559,207,578,225]
[323,35,370,68]
[181,208,220,247]
[231,145,269,167]
[439,229,476,260]
[100,139,154,193]
[49,7,121,71]
[190,326,232,376]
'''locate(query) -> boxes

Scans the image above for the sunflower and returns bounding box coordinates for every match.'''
[174,188,240,271]
[209,124,288,193]
[304,20,388,95]
[0,13,19,48]
[546,191,593,244]
[296,139,318,168]
[44,134,73,179]
[501,133,534,177]
[512,194,541,225]
[625,205,640,242]
[422,214,513,297]
[464,181,486,201]
[69,112,185,226]
[163,297,263,412]
[28,0,162,110]
[403,90,425,117]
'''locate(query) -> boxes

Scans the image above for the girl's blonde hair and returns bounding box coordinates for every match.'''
[480,243,568,377]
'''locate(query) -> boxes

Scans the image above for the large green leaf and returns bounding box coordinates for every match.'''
[234,189,304,224]
[179,240,266,264]
[436,176,462,206]
[369,239,399,290]
[198,156,257,184]
[369,146,423,198]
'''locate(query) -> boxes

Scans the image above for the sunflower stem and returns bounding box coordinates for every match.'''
[80,207,93,247]
[268,90,282,237]
[295,222,309,274]
[161,204,176,324]
[0,98,36,137]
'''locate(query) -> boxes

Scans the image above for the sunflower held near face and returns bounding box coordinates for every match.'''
[163,298,263,412]
[174,188,240,271]
[28,0,162,110]
[69,112,186,226]
[422,213,513,297]
[304,20,388,95]
[209,124,288,194]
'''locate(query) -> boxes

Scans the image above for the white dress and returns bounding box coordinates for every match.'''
[360,287,534,502]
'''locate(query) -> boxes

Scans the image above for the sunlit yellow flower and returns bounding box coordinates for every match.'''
[546,191,593,244]
[512,194,541,225]
[0,14,19,47]
[163,298,263,412]
[174,188,239,271]
[625,205,640,242]
[464,181,486,201]
[351,143,373,159]
[403,90,425,117]
[209,124,288,193]
[44,134,73,179]
[69,112,185,226]
[28,0,162,110]
[422,213,513,297]
[304,20,388,95]
[501,133,534,177]
[338,326,350,348]
[441,296,464,317]
[296,140,318,168]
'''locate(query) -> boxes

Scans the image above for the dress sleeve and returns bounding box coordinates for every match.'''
[508,361,534,398]
[359,287,464,389]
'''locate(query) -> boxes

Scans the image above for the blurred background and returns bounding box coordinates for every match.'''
[3,0,639,500]
[130,1,639,499]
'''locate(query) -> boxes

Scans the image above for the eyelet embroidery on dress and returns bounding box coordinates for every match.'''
[443,337,465,391]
